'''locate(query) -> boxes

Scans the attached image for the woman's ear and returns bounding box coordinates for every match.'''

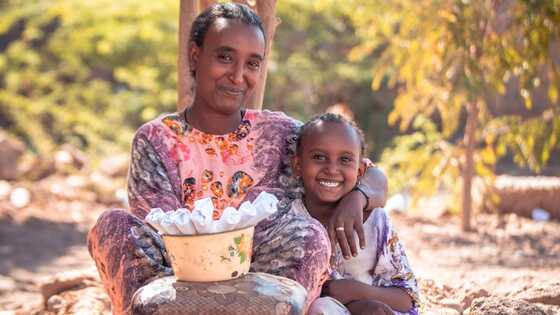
[188,41,200,74]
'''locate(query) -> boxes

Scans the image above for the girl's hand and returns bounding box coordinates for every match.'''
[328,189,367,259]
[326,279,366,305]
[346,299,395,315]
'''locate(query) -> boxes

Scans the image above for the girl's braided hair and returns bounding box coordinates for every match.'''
[296,112,367,157]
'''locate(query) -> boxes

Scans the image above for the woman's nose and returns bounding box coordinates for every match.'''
[228,63,244,85]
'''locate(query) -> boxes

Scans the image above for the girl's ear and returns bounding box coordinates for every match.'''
[188,41,200,74]
[358,159,367,178]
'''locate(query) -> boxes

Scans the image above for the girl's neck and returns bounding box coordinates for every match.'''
[185,104,242,135]
[302,197,337,226]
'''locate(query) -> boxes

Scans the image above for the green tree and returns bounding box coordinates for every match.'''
[268,0,397,156]
[0,1,178,156]
[342,0,560,230]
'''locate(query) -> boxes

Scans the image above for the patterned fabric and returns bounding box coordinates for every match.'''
[88,110,330,315]
[291,199,420,315]
[131,273,307,315]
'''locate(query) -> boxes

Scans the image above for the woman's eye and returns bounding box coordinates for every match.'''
[247,60,261,70]
[217,54,232,63]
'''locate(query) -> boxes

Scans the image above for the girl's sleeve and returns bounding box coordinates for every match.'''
[371,210,421,308]
[127,130,182,219]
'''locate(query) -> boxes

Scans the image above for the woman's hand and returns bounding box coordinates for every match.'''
[328,189,367,259]
[131,224,173,278]
[346,299,395,315]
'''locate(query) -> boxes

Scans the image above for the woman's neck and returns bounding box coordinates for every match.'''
[302,197,337,226]
[185,104,242,135]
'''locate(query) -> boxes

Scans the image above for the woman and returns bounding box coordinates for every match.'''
[87,3,387,315]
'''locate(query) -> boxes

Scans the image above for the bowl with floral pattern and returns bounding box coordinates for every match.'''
[163,225,254,282]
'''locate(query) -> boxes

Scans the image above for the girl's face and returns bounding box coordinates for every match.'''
[294,121,363,206]
[189,18,266,116]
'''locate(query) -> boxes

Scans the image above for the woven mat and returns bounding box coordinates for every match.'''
[131,272,307,315]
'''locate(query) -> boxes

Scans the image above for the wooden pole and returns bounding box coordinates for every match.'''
[249,0,280,110]
[177,0,199,111]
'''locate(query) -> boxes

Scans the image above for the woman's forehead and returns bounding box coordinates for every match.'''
[204,18,265,53]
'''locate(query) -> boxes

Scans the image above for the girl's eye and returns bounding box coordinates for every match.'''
[217,53,233,63]
[247,60,261,70]
[312,154,326,161]
[341,156,354,164]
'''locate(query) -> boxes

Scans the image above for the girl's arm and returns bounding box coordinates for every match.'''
[325,278,412,312]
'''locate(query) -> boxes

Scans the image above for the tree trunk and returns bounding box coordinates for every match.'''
[462,101,479,231]
[247,0,279,109]
[177,0,201,111]
[177,0,279,112]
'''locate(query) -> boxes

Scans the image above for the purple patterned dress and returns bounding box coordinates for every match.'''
[292,199,420,314]
[87,110,331,315]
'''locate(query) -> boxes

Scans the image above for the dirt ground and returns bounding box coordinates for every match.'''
[1,184,559,314]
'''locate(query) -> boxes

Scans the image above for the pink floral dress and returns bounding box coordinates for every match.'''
[87,110,331,315]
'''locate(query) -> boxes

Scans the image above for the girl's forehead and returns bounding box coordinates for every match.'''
[304,121,361,150]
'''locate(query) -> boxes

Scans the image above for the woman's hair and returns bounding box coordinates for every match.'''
[190,3,266,48]
[296,112,367,157]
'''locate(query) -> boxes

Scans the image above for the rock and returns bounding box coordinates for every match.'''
[0,131,25,180]
[512,282,560,306]
[54,145,87,174]
[0,275,16,293]
[9,187,31,209]
[98,154,129,178]
[441,298,463,313]
[466,297,547,315]
[40,270,97,305]
[89,171,124,204]
[18,155,56,181]
[45,285,110,315]
[0,180,11,200]
[457,282,490,310]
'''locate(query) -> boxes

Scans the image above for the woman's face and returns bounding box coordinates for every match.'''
[190,18,266,116]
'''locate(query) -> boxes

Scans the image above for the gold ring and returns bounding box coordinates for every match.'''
[335,227,345,232]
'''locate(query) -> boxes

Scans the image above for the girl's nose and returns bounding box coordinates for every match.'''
[325,161,339,174]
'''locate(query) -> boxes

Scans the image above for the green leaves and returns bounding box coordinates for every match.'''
[0,0,178,156]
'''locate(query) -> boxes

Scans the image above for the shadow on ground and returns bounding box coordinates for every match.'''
[0,214,87,275]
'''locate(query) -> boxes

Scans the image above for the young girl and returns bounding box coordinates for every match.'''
[292,113,420,315]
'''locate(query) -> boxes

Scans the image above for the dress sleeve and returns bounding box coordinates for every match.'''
[371,210,421,308]
[127,131,182,219]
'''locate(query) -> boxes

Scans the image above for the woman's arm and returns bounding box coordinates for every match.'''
[326,279,412,312]
[327,163,388,259]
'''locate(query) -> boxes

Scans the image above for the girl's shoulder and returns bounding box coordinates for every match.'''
[134,112,186,139]
[364,208,393,233]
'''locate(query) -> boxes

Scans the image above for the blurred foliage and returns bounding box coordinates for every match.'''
[336,0,560,208]
[1,0,394,159]
[0,0,179,157]
[268,0,395,156]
